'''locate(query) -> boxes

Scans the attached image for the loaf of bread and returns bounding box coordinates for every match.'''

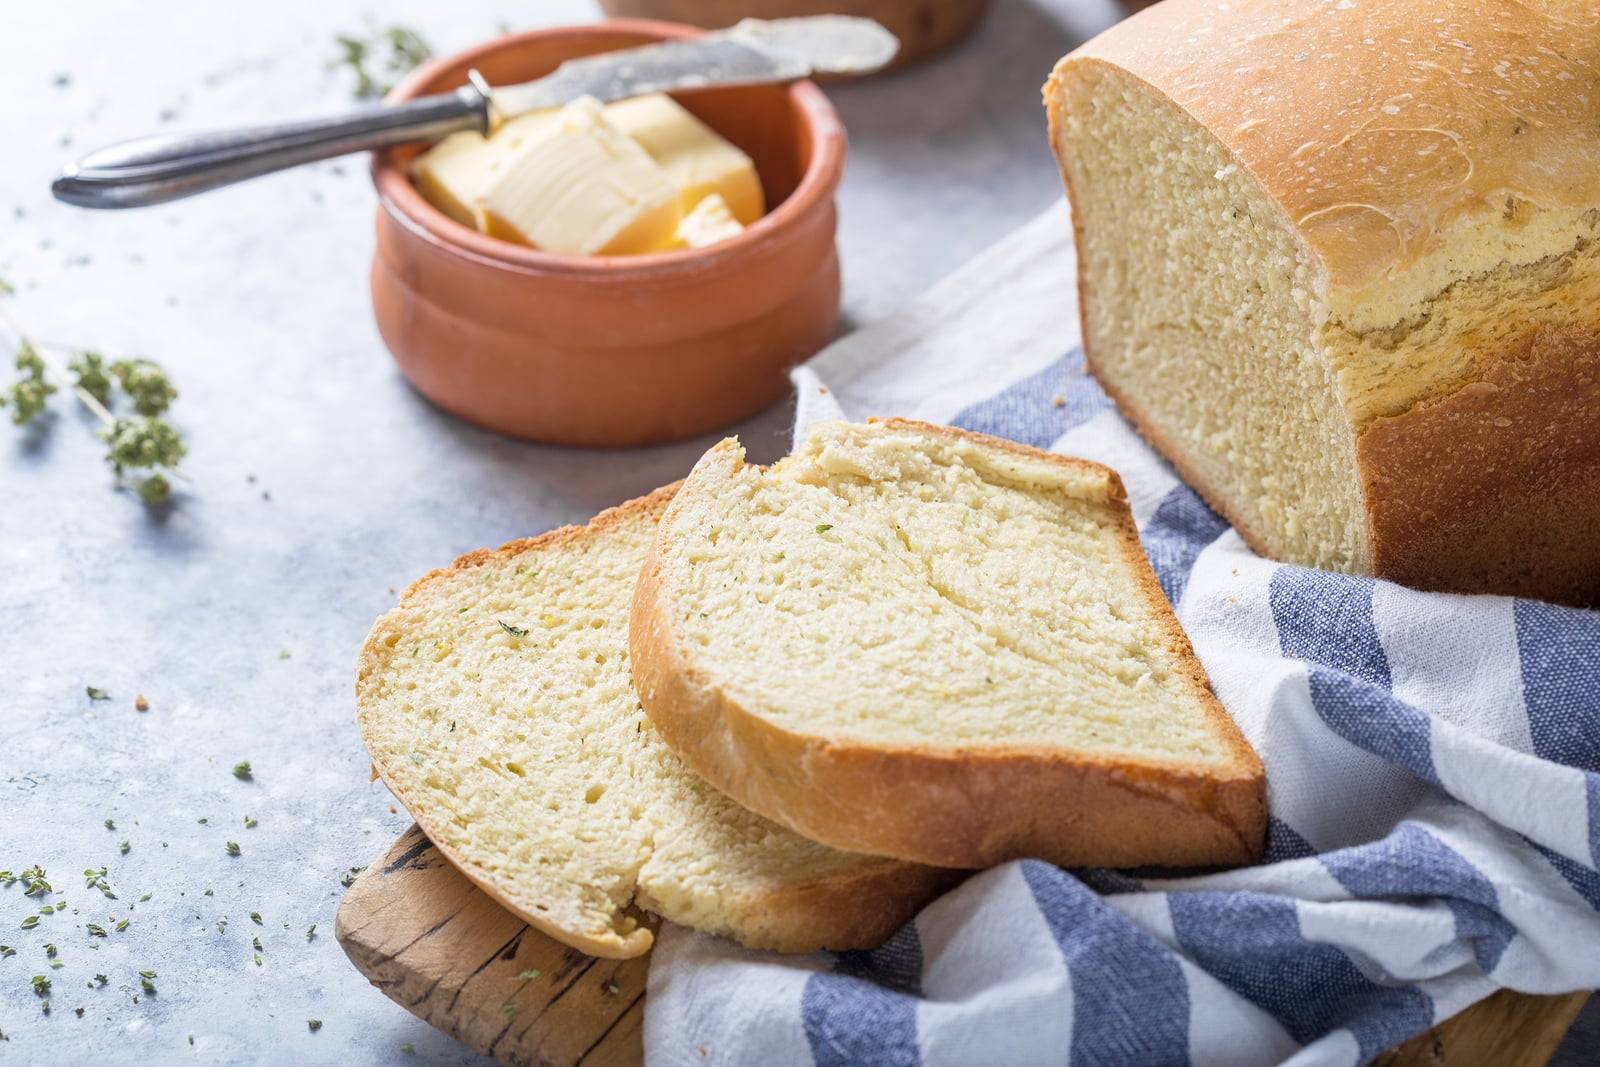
[1045,0,1600,603]
[356,486,953,959]
[631,419,1266,870]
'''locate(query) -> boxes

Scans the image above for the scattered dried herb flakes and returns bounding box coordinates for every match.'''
[517,968,541,981]
[252,953,262,967]
[251,936,262,952]
[104,818,115,830]
[119,840,130,855]
[232,761,252,780]
[306,924,316,940]
[225,841,241,857]
[21,865,52,895]
[244,815,257,829]
[401,1044,415,1056]
[816,523,834,533]
[340,866,367,888]
[20,916,40,930]
[498,620,529,638]
[0,945,14,958]
[86,923,107,937]
[86,686,110,701]
[308,1019,322,1032]
[249,912,263,926]
[84,867,115,898]
[139,969,156,993]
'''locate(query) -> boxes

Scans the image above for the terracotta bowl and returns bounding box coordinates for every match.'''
[596,0,993,67]
[370,20,845,448]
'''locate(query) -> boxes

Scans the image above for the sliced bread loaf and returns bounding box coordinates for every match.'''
[356,485,953,960]
[631,420,1266,870]
[1044,0,1600,603]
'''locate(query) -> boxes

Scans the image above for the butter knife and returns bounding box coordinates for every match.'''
[51,16,897,210]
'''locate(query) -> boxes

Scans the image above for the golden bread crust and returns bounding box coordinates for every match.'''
[1358,321,1600,602]
[1051,0,1600,293]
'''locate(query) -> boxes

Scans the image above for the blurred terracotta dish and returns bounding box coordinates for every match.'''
[369,20,845,448]
[597,0,992,67]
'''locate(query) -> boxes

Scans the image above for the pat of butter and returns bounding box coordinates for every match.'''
[480,98,680,257]
[605,94,764,226]
[672,193,745,250]
[411,111,558,230]
[410,131,494,228]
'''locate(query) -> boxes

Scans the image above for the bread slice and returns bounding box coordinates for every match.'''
[631,420,1266,870]
[356,485,954,960]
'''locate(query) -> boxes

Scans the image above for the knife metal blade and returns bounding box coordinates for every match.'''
[492,17,898,119]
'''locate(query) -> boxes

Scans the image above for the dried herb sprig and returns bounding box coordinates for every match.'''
[0,305,188,507]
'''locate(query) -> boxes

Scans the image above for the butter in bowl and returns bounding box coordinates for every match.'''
[411,92,764,256]
[371,20,857,449]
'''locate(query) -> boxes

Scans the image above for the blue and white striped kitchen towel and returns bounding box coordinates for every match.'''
[641,203,1600,1067]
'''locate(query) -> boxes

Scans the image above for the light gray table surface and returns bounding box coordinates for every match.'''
[3,2,1594,1064]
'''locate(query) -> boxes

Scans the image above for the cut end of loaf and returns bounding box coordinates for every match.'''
[635,419,1265,869]
[1046,58,1370,575]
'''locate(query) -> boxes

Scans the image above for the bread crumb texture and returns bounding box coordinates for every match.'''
[660,421,1233,764]
[356,487,917,958]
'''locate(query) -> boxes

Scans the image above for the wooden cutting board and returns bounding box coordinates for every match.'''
[337,825,1589,1067]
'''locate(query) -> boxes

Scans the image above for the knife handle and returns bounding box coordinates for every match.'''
[51,79,490,210]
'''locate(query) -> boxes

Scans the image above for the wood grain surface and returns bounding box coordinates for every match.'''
[337,825,1589,1066]
[336,825,651,1066]
[1374,987,1590,1067]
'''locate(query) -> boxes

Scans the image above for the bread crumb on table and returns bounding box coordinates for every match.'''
[134,694,149,712]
